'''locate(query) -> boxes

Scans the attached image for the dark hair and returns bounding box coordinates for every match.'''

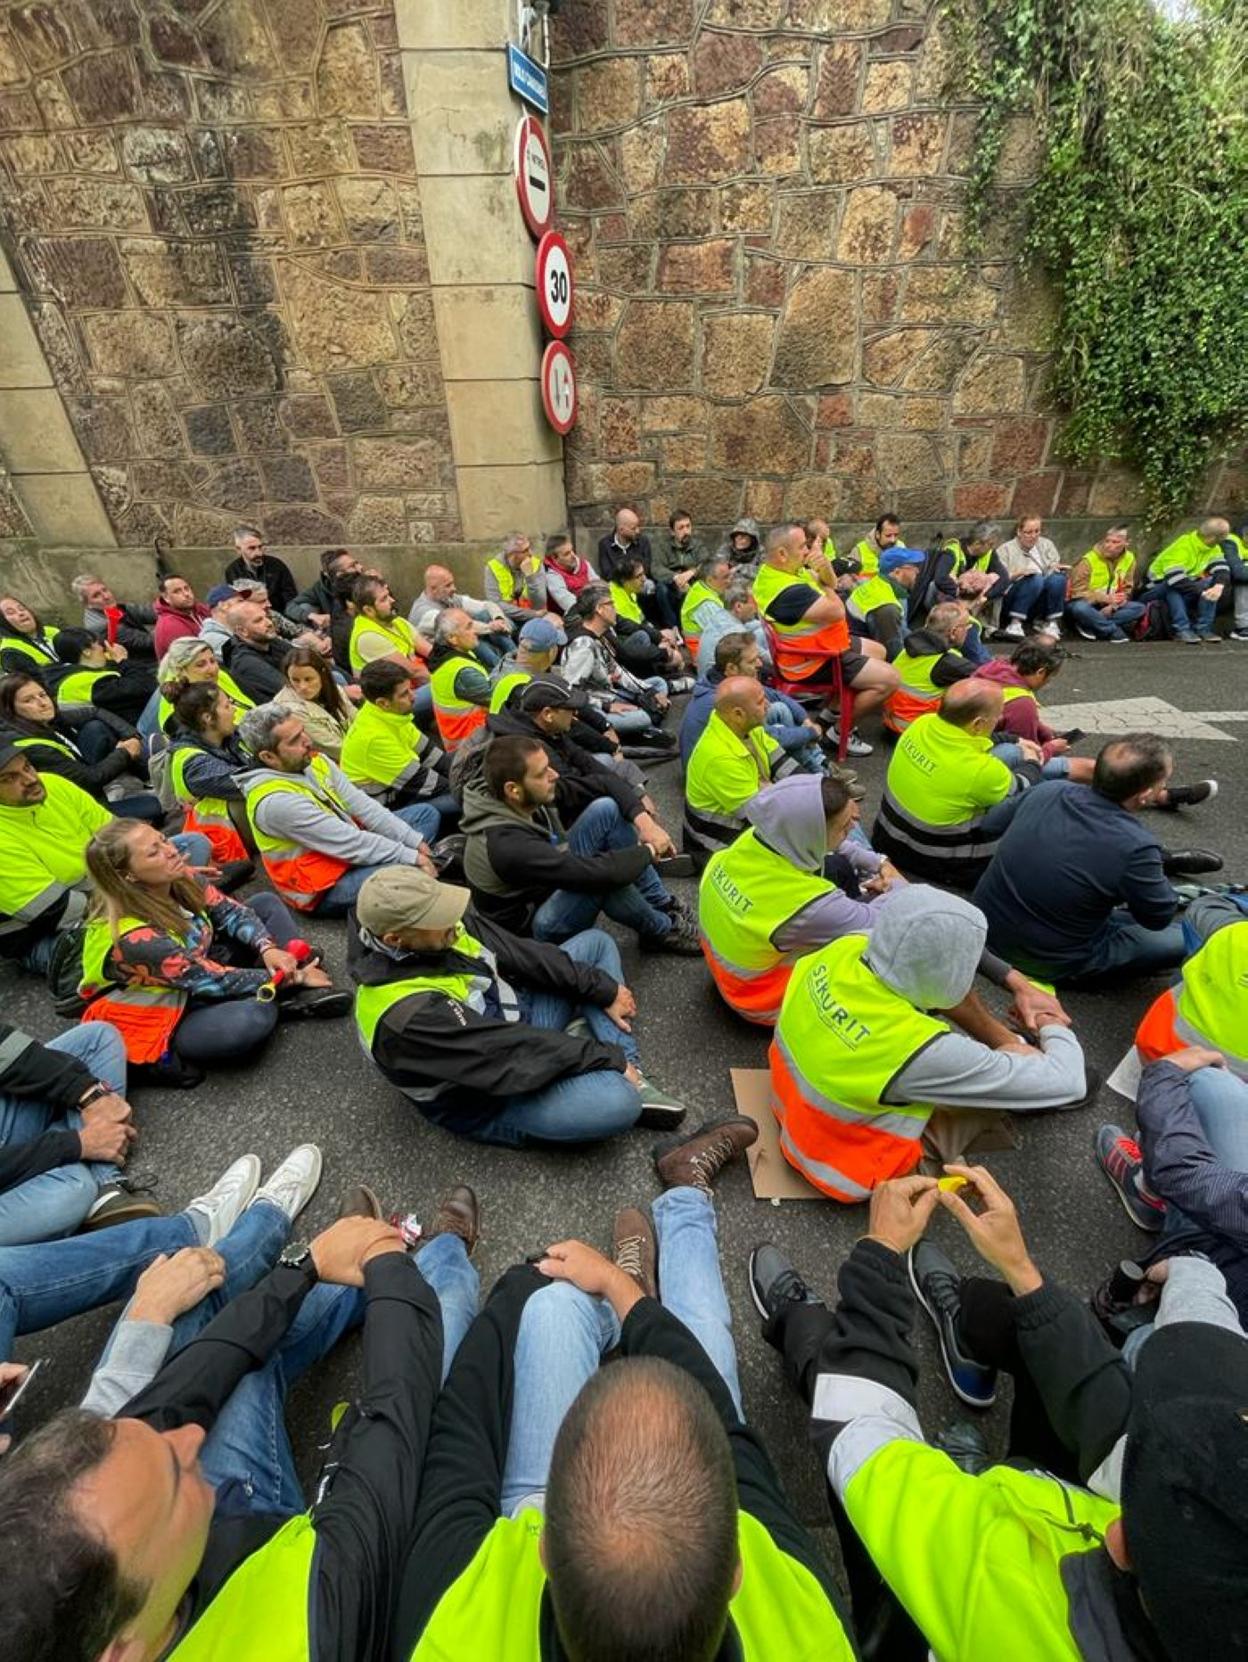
[545,530,574,557]
[544,1359,738,1662]
[1093,733,1172,802]
[55,627,97,664]
[669,509,692,529]
[1009,641,1064,678]
[484,733,544,798]
[320,546,352,574]
[713,630,756,673]
[875,513,901,534]
[575,582,612,619]
[820,775,854,819]
[172,680,226,736]
[332,569,360,606]
[283,645,350,723]
[0,1409,145,1661]
[359,659,411,702]
[0,594,44,637]
[0,671,44,727]
[612,556,645,583]
[351,575,387,612]
[157,572,190,595]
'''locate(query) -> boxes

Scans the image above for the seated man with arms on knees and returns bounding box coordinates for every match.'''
[753,522,899,757]
[237,703,439,918]
[1066,523,1146,642]
[1144,516,1231,643]
[844,546,925,653]
[486,531,551,623]
[409,562,513,669]
[769,883,1086,1201]
[427,607,493,753]
[562,583,678,751]
[974,639,1097,781]
[348,572,431,679]
[973,733,1212,987]
[394,1114,857,1662]
[755,1168,1248,1662]
[352,865,685,1147]
[883,600,980,734]
[679,552,733,656]
[462,733,701,954]
[0,1017,156,1243]
[607,555,687,684]
[0,743,213,978]
[874,680,1044,888]
[339,659,454,816]
[683,676,800,860]
[46,627,156,728]
[682,628,823,773]
[0,1162,484,1662]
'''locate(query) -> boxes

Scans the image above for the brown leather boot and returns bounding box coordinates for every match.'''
[336,1184,383,1220]
[652,1116,758,1196]
[612,1207,657,1299]
[425,1184,480,1256]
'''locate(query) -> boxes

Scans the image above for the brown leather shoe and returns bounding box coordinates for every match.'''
[81,1188,163,1231]
[612,1207,656,1299]
[425,1184,479,1256]
[336,1184,383,1220]
[652,1115,759,1196]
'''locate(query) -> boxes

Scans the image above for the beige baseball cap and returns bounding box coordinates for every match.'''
[356,866,470,935]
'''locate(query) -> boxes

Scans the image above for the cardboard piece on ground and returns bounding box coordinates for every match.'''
[732,1068,825,1201]
[1107,1045,1142,1103]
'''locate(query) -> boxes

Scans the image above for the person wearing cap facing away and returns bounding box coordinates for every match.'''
[462,732,702,954]
[845,547,926,653]
[489,614,566,713]
[339,659,456,821]
[684,677,801,860]
[769,882,1086,1201]
[350,864,686,1144]
[752,1165,1248,1662]
[409,563,513,668]
[237,703,440,917]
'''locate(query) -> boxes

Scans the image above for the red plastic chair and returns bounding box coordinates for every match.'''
[761,620,853,763]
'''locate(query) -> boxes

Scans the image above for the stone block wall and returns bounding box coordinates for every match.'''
[550,0,1244,541]
[0,0,461,555]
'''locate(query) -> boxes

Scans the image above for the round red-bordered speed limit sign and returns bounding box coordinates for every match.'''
[541,340,578,436]
[513,115,553,240]
[535,230,574,339]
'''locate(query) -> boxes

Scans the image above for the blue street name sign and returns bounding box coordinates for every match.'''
[507,42,548,115]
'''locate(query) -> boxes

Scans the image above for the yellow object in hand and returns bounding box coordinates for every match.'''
[938,1175,969,1193]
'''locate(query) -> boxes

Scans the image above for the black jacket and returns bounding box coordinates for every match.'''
[44,657,155,725]
[121,1251,443,1662]
[225,554,298,617]
[0,1023,99,1198]
[393,1266,849,1660]
[82,601,156,661]
[0,711,138,804]
[485,710,643,829]
[287,574,337,626]
[223,634,292,703]
[896,625,977,687]
[349,908,624,1128]
[596,531,654,583]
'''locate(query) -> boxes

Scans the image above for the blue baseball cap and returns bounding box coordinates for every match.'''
[206,583,236,606]
[880,547,926,575]
[519,616,566,649]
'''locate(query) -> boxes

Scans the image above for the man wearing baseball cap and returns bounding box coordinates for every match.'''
[843,547,926,652]
[489,615,566,714]
[349,865,686,1145]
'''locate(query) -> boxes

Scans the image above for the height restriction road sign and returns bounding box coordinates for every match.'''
[541,340,578,435]
[513,114,552,239]
[535,229,574,337]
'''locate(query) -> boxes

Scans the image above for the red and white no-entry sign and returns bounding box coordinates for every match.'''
[541,340,577,435]
[535,230,574,338]
[513,115,553,240]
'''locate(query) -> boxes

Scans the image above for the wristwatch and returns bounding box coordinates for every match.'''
[78,1080,115,1108]
[278,1242,319,1285]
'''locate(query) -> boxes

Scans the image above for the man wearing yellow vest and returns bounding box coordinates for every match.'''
[846,512,902,577]
[844,546,924,650]
[679,552,733,655]
[1143,516,1231,642]
[606,555,685,682]
[485,532,551,623]
[394,1114,858,1662]
[427,608,493,753]
[883,601,978,733]
[754,1164,1248,1662]
[347,574,431,678]
[0,1179,487,1662]
[339,660,454,817]
[769,883,1086,1201]
[874,679,1043,887]
[1065,523,1146,642]
[683,676,800,859]
[237,703,439,917]
[752,523,898,757]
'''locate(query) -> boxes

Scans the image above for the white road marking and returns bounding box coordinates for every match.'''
[1041,695,1244,742]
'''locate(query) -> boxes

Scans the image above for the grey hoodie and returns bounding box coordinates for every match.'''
[238,758,427,871]
[865,885,1087,1111]
[718,515,762,568]
[746,775,887,951]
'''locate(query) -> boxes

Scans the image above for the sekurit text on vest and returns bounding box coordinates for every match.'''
[709,864,754,915]
[897,732,936,775]
[807,962,870,1048]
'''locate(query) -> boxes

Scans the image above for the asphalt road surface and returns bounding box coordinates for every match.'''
[5,634,1245,1549]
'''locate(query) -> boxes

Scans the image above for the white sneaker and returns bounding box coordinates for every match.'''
[831,725,874,757]
[1002,620,1026,639]
[1035,622,1061,641]
[250,1145,324,1224]
[185,1155,262,1246]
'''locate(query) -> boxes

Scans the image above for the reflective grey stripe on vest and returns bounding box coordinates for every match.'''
[683,803,745,854]
[0,1029,34,1072]
[773,1030,927,1142]
[777,1120,872,1201]
[0,881,68,936]
[876,792,1001,862]
[1174,1011,1248,1079]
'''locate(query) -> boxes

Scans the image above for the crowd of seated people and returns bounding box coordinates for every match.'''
[0,504,1243,1662]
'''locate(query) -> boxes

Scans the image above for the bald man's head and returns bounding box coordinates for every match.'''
[423,565,456,603]
[543,1358,739,1662]
[715,674,768,735]
[940,678,1002,730]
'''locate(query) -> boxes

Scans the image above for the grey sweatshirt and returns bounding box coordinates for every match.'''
[865,885,1087,1110]
[238,759,428,868]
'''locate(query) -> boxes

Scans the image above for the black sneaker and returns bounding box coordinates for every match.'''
[652,853,697,879]
[1156,779,1217,811]
[748,1243,820,1323]
[278,987,352,1022]
[631,1074,687,1131]
[907,1241,998,1409]
[639,917,704,956]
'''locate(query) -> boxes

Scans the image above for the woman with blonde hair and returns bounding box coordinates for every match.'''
[156,638,254,737]
[78,818,349,1087]
[275,644,355,761]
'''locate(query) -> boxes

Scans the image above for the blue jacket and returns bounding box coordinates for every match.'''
[679,671,808,767]
[972,780,1177,975]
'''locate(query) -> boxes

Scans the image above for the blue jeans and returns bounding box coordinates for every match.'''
[990,743,1071,779]
[0,1025,124,1246]
[170,892,297,1066]
[1155,1066,1248,1248]
[499,1187,742,1514]
[1144,582,1217,637]
[601,704,653,736]
[137,687,163,745]
[460,929,642,1149]
[1066,598,1146,640]
[960,621,991,665]
[315,802,442,916]
[1003,573,1067,625]
[197,1231,479,1516]
[765,703,823,773]
[533,797,673,943]
[1062,911,1187,986]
